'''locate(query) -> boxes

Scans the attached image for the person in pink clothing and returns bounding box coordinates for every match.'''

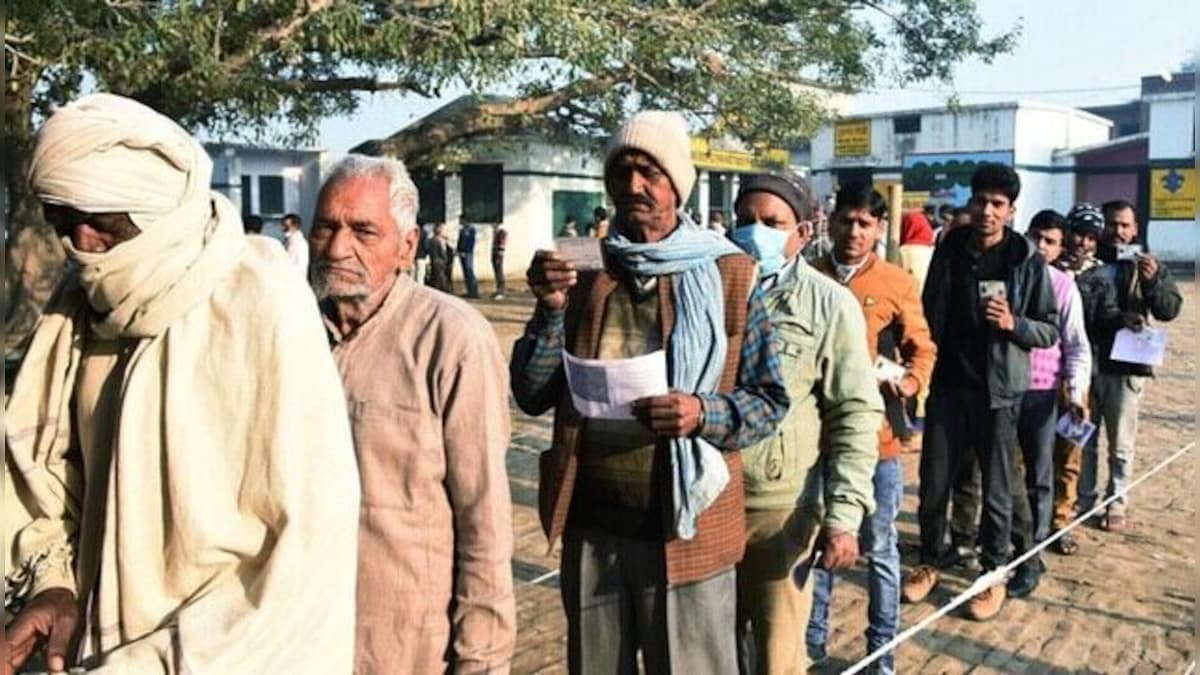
[1007,209,1092,598]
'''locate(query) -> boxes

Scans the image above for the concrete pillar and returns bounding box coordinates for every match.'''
[887,183,903,263]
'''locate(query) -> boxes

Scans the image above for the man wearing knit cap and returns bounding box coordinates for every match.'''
[511,110,790,673]
[806,182,936,674]
[5,93,360,673]
[728,173,883,674]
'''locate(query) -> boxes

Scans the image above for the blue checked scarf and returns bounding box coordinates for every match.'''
[604,212,745,540]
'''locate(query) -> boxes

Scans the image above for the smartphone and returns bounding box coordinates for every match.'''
[978,280,1006,302]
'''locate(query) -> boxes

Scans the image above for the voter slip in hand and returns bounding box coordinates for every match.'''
[1109,327,1166,366]
[562,350,669,419]
[554,237,605,271]
[1055,412,1097,447]
[872,355,908,384]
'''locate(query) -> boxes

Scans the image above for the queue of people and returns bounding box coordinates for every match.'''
[4,96,1183,675]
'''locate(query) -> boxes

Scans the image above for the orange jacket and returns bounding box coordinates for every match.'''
[816,254,937,459]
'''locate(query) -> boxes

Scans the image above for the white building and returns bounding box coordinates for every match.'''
[1140,74,1196,261]
[809,102,1114,229]
[206,143,328,239]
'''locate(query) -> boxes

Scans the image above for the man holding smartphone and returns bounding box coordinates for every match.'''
[903,163,1059,621]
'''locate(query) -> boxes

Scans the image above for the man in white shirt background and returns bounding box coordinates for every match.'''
[282,212,309,270]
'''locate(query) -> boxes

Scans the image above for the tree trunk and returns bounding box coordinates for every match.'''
[5,77,65,353]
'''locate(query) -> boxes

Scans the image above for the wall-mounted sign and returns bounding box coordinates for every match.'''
[1150,168,1196,220]
[834,120,871,157]
[690,137,789,172]
[901,151,1014,207]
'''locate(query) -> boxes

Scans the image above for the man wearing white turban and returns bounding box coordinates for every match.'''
[4,93,361,674]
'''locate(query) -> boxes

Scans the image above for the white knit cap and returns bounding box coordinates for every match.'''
[605,111,696,203]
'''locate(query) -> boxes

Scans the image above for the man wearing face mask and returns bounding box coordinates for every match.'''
[729,173,882,674]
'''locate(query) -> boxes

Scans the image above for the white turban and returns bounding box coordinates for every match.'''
[28,93,210,232]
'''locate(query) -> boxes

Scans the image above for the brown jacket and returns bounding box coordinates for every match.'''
[816,254,936,459]
[540,255,757,585]
[329,275,516,674]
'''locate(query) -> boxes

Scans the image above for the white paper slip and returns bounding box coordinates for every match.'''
[1109,327,1166,366]
[1116,243,1144,261]
[554,237,605,271]
[562,349,669,419]
[872,355,907,383]
[1055,412,1096,447]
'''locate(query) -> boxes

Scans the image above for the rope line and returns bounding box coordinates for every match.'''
[841,441,1196,675]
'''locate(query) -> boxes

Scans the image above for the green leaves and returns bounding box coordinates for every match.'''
[9,0,1015,153]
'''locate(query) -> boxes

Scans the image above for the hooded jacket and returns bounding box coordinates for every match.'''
[922,226,1059,408]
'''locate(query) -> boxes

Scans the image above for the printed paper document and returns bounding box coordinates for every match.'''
[562,349,669,419]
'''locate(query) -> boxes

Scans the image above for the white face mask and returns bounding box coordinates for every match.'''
[730,223,791,278]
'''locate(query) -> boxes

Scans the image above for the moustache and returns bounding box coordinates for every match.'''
[617,194,657,209]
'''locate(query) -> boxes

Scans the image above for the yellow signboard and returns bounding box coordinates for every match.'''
[1150,168,1197,220]
[834,120,871,157]
[690,137,789,172]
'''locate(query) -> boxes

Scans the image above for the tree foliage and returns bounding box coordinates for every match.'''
[5,0,1016,346]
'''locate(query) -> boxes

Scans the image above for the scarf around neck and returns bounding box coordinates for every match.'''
[603,212,745,539]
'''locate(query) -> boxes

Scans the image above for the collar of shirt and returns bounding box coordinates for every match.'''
[830,252,869,284]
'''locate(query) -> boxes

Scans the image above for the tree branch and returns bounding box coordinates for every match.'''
[222,0,334,74]
[275,76,434,98]
[375,71,622,159]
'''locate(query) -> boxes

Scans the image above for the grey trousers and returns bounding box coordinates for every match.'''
[1079,373,1146,511]
[561,528,738,675]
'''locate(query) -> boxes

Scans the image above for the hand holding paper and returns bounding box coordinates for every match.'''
[562,350,669,419]
[1110,326,1166,366]
[554,237,605,271]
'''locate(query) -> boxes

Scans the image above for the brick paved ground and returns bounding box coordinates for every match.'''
[475,274,1196,674]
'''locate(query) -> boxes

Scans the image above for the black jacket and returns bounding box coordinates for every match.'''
[923,227,1059,408]
[1092,249,1183,376]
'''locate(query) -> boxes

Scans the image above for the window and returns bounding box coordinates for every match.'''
[258,175,285,215]
[894,115,921,134]
[241,172,253,214]
[461,163,504,223]
[412,169,447,225]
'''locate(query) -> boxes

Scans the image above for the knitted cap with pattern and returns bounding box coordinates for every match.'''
[605,111,696,203]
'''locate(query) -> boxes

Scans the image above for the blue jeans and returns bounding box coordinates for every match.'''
[806,458,902,672]
[459,252,479,298]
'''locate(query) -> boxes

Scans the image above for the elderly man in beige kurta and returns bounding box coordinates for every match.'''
[5,93,360,674]
[310,155,516,674]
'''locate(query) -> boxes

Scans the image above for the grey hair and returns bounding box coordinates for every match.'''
[322,154,419,233]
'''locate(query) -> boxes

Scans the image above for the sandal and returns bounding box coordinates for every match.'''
[1050,532,1079,555]
[1103,512,1127,532]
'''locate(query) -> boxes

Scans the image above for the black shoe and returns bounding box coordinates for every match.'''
[806,642,828,667]
[1006,559,1044,599]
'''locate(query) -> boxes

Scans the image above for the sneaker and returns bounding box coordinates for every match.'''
[901,564,940,604]
[964,580,1006,621]
[806,642,827,667]
[1006,559,1044,599]
[491,293,505,300]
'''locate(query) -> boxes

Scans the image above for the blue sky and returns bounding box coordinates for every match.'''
[307,0,1198,155]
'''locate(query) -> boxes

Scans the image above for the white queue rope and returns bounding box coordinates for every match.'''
[842,441,1196,675]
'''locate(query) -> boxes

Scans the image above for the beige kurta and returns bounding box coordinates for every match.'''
[328,274,516,674]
